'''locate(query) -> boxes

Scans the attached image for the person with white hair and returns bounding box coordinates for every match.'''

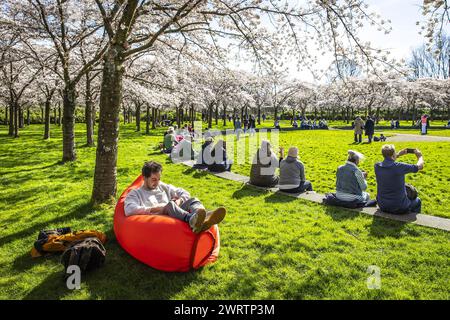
[249,140,283,187]
[279,147,313,193]
[335,150,371,203]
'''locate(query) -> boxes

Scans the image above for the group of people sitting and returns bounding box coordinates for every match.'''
[296,119,328,130]
[161,127,233,173]
[249,141,424,214]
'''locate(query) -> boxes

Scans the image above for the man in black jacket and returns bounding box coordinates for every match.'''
[365,116,375,143]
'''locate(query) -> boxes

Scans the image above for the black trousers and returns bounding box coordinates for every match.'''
[280,180,313,193]
[354,134,362,143]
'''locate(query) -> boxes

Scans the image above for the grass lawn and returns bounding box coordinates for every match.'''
[0,123,449,300]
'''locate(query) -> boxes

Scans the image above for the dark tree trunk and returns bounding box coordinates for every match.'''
[4,105,7,125]
[257,105,261,125]
[54,107,57,125]
[123,107,127,124]
[58,105,61,126]
[86,76,94,146]
[176,106,181,128]
[14,102,19,138]
[92,46,125,203]
[19,106,24,128]
[223,104,227,126]
[41,106,44,124]
[190,105,195,127]
[208,104,213,129]
[62,84,77,162]
[152,107,156,129]
[375,107,380,124]
[44,99,51,139]
[215,104,218,125]
[274,106,278,120]
[135,102,141,132]
[145,105,150,134]
[27,107,31,126]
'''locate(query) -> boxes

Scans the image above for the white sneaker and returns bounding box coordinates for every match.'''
[189,209,206,234]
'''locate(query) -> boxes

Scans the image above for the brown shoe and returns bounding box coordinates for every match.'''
[189,208,206,234]
[201,207,226,232]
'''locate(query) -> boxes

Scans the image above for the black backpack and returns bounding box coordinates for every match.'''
[61,237,106,274]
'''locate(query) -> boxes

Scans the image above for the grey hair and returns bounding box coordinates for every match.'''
[347,150,365,163]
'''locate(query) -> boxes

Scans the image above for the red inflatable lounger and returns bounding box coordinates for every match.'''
[114,176,220,272]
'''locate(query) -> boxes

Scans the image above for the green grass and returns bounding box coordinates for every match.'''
[0,124,449,300]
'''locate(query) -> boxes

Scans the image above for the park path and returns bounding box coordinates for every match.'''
[384,133,450,142]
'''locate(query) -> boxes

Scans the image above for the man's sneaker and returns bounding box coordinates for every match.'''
[189,209,206,234]
[201,207,226,232]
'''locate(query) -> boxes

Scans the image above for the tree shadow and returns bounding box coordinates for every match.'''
[0,161,63,175]
[182,167,209,179]
[0,201,96,247]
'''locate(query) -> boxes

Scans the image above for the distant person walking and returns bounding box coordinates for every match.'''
[365,116,375,143]
[353,116,364,143]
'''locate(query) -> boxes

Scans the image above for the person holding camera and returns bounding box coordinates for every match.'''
[374,145,424,214]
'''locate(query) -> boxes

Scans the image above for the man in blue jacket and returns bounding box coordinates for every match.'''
[374,145,424,214]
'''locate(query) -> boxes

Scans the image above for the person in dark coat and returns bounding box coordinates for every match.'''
[365,116,375,143]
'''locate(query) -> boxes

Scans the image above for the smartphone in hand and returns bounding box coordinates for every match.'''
[406,148,416,154]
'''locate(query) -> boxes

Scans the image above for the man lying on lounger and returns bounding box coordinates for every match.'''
[124,161,226,233]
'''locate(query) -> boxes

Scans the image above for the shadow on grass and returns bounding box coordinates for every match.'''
[369,216,409,238]
[0,201,96,247]
[264,191,298,203]
[0,161,63,175]
[232,184,266,200]
[323,205,361,221]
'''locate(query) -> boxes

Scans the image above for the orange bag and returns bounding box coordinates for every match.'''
[114,176,220,272]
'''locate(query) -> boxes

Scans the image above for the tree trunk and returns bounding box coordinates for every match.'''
[375,107,380,124]
[176,106,181,128]
[135,102,141,132]
[145,105,150,134]
[8,102,14,136]
[223,104,227,126]
[58,105,61,126]
[62,84,77,162]
[257,105,261,125]
[41,106,44,124]
[14,102,19,138]
[152,107,156,129]
[215,104,218,125]
[44,99,51,139]
[123,107,127,124]
[27,107,31,126]
[92,47,125,203]
[19,106,24,128]
[54,107,57,125]
[86,76,94,146]
[208,104,213,129]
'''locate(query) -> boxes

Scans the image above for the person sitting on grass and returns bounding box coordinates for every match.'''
[373,134,386,142]
[374,145,424,214]
[336,150,371,204]
[249,140,283,188]
[162,127,176,153]
[208,139,232,173]
[193,137,214,169]
[279,147,313,193]
[446,120,450,128]
[124,161,226,233]
[171,134,196,163]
